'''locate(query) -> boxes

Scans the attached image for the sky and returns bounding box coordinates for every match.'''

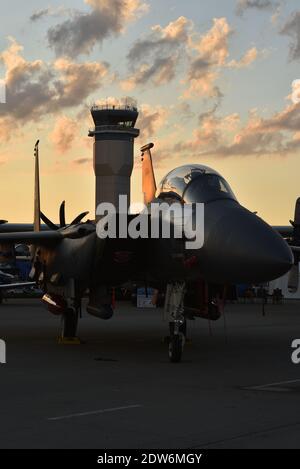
[0,0,300,224]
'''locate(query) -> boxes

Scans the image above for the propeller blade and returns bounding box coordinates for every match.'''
[59,201,66,228]
[40,212,59,231]
[70,211,89,225]
[288,262,299,293]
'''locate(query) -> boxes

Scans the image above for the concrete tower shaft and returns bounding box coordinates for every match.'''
[89,103,140,217]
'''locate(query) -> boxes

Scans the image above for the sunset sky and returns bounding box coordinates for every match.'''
[1,0,300,224]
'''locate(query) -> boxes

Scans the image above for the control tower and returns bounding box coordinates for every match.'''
[89,102,140,217]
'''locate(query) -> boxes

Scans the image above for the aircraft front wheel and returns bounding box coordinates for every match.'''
[169,334,184,363]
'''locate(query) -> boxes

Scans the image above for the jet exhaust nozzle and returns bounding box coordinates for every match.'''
[42,293,68,316]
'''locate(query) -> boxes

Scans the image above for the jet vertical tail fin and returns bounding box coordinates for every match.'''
[141,143,157,204]
[288,198,300,293]
[34,140,41,233]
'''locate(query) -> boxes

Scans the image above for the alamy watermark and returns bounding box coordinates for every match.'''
[96,196,205,250]
[291,339,300,364]
[0,79,6,104]
[0,339,6,364]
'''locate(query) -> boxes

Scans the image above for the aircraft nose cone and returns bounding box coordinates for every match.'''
[205,206,293,284]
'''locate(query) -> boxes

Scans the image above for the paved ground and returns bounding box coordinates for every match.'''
[0,298,300,448]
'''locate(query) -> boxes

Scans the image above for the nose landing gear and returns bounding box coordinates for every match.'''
[164,283,186,363]
[168,320,186,363]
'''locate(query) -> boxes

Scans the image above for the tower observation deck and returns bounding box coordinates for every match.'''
[89,102,140,217]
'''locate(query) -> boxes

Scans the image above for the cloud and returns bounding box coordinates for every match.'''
[123,16,191,88]
[0,37,109,141]
[122,56,180,90]
[74,157,92,165]
[176,102,195,121]
[281,11,300,61]
[290,79,300,104]
[123,16,261,97]
[271,4,282,25]
[0,116,17,144]
[138,104,169,139]
[47,0,149,58]
[173,97,300,158]
[183,18,233,98]
[174,105,240,153]
[189,17,232,66]
[184,58,221,99]
[30,8,51,22]
[49,116,79,153]
[236,0,278,16]
[127,16,190,64]
[211,104,300,157]
[184,19,262,98]
[0,38,52,122]
[53,58,109,107]
[30,6,71,22]
[227,46,258,68]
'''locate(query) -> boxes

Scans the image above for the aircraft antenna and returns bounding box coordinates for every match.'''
[34,140,41,233]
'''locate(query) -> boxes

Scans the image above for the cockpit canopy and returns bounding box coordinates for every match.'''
[158,164,237,204]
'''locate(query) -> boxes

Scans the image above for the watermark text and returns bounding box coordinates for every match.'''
[0,339,6,364]
[0,79,6,104]
[291,339,300,364]
[96,196,205,250]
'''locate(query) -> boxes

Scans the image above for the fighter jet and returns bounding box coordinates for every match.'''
[0,141,295,362]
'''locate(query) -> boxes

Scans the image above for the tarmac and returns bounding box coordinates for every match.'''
[0,298,300,449]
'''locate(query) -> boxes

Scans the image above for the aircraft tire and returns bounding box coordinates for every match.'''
[169,334,183,363]
[62,308,78,338]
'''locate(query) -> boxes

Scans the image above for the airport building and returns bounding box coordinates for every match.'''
[89,102,140,217]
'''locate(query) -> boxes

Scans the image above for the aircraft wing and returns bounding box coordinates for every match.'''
[0,224,95,245]
[0,282,36,290]
[0,224,54,233]
[0,231,63,245]
[273,226,293,238]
